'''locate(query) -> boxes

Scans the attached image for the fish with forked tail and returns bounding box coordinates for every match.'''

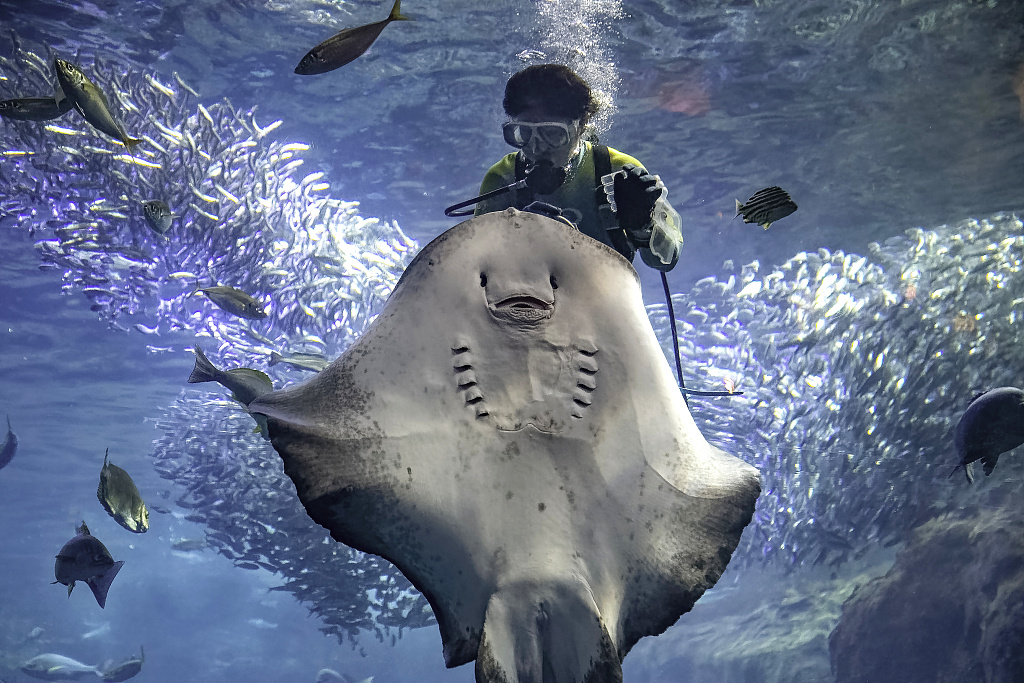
[52,58,142,152]
[295,0,410,75]
[949,386,1024,482]
[188,345,274,437]
[21,653,101,680]
[142,200,173,235]
[97,449,149,533]
[100,646,144,682]
[190,284,268,319]
[53,522,124,609]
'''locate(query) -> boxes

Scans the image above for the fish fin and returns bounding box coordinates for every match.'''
[87,560,124,609]
[6,414,10,431]
[762,221,772,230]
[187,282,203,299]
[67,582,74,597]
[981,452,999,476]
[966,462,975,484]
[390,0,411,20]
[188,346,219,384]
[269,351,282,366]
[967,391,987,407]
[252,413,270,440]
[103,447,109,467]
[734,198,743,218]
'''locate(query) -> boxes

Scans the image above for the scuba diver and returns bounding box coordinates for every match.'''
[446,64,732,399]
[459,63,683,273]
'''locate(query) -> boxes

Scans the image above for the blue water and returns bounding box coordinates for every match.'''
[1,0,1022,681]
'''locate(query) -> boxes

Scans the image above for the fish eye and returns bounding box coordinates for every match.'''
[550,275,558,290]
[479,272,487,287]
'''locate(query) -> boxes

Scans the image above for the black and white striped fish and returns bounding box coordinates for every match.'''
[735,186,797,230]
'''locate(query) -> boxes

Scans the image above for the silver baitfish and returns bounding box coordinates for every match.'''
[735,186,797,230]
[192,285,268,319]
[97,449,150,533]
[20,653,101,681]
[0,415,16,470]
[52,58,143,152]
[294,0,410,75]
[142,200,173,235]
[100,646,144,682]
[949,387,1024,483]
[269,350,331,373]
[52,522,124,609]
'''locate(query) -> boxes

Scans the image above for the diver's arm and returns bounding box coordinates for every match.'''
[605,152,681,271]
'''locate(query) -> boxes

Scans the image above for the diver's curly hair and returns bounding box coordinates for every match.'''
[503,64,600,125]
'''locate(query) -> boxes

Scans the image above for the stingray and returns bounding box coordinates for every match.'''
[250,209,760,683]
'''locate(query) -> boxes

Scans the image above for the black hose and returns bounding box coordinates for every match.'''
[661,271,742,401]
[444,179,525,217]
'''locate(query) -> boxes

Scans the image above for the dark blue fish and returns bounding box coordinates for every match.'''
[53,521,124,609]
[949,387,1024,483]
[294,0,410,75]
[0,415,16,470]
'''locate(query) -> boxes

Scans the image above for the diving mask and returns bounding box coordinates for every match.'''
[502,120,578,149]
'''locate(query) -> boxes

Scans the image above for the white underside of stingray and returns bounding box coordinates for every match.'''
[250,209,761,683]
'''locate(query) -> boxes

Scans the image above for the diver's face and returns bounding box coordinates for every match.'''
[506,105,582,168]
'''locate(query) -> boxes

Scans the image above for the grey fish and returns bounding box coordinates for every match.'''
[170,538,207,552]
[100,646,143,682]
[21,653,101,681]
[294,0,410,75]
[191,285,268,319]
[269,350,330,373]
[97,449,149,533]
[0,94,73,121]
[315,671,373,683]
[188,346,274,405]
[53,522,123,609]
[52,58,142,152]
[0,414,16,470]
[949,386,1024,483]
[142,200,172,235]
[735,186,797,230]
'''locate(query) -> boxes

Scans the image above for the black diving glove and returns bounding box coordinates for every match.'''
[613,164,663,248]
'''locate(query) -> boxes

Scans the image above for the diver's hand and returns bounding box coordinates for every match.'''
[613,164,663,247]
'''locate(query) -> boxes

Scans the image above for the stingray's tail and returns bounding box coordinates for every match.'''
[188,346,219,384]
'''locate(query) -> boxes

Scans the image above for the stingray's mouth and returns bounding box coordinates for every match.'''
[488,295,554,324]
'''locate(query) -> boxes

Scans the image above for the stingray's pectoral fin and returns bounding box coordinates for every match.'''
[87,560,124,609]
[475,581,621,683]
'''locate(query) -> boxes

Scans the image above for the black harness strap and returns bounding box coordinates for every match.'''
[593,144,635,261]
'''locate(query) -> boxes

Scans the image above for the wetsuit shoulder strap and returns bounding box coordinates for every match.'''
[593,144,634,260]
[593,144,611,195]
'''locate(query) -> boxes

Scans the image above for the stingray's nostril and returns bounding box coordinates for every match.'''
[550,275,558,290]
[480,272,487,287]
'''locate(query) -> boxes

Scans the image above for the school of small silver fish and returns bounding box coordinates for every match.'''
[4,33,1023,646]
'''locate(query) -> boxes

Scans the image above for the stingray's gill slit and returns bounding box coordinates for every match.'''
[452,342,489,418]
[570,342,599,419]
